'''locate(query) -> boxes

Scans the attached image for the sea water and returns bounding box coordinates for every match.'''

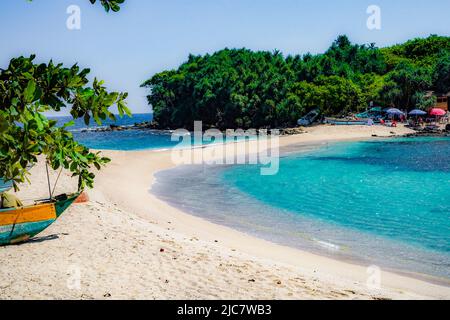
[47,113,450,279]
[50,113,177,150]
[152,137,450,280]
[51,113,250,150]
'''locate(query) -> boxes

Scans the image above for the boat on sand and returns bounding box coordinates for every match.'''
[0,193,79,246]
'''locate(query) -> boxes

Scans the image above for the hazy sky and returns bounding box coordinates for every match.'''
[1,0,449,114]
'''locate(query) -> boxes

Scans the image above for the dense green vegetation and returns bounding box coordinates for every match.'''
[0,1,128,191]
[142,35,450,129]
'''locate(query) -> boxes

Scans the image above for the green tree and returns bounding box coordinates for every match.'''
[355,73,386,107]
[434,53,450,93]
[142,35,450,129]
[412,92,437,110]
[1,0,129,191]
[380,62,433,109]
[314,76,364,115]
[142,48,295,129]
[0,56,130,191]
[382,35,450,69]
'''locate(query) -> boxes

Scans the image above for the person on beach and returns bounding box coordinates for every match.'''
[0,193,23,209]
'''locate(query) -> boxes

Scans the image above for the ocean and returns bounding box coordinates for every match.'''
[50,113,181,151]
[151,137,450,280]
[39,114,450,280]
[51,113,250,150]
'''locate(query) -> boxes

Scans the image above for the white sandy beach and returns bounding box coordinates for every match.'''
[1,125,450,300]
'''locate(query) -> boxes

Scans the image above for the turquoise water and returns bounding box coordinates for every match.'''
[223,138,450,254]
[152,137,450,279]
[42,114,450,278]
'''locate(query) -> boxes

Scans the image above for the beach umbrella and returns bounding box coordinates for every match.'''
[385,108,405,121]
[429,108,446,116]
[409,109,427,116]
[429,108,446,125]
[385,108,405,116]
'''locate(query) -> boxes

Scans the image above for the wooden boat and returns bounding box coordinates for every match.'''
[0,193,79,246]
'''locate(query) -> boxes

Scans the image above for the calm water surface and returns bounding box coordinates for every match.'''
[152,138,450,280]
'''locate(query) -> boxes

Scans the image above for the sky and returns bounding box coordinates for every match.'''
[0,0,449,115]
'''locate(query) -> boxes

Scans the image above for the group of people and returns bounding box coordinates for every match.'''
[367,113,448,128]
[367,118,398,127]
[378,119,398,127]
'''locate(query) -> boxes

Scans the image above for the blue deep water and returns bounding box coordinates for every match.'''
[51,113,177,150]
[50,113,249,150]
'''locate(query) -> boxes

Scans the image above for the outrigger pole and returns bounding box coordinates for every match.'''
[45,162,52,200]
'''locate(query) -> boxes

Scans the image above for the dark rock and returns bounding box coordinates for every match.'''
[280,127,305,136]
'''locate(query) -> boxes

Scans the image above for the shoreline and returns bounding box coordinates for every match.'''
[2,124,450,299]
[92,125,450,299]
[150,141,450,287]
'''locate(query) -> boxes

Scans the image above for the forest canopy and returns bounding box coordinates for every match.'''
[142,35,450,129]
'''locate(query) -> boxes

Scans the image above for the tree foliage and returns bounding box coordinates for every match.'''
[0,55,130,191]
[435,53,450,94]
[0,0,128,191]
[380,61,433,108]
[142,35,450,129]
[89,0,125,12]
[27,0,125,12]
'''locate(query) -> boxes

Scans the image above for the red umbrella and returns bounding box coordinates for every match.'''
[429,108,446,116]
